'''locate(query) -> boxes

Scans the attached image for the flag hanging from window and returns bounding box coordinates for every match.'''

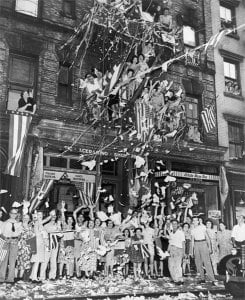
[5,112,32,177]
[201,105,216,133]
[219,166,229,209]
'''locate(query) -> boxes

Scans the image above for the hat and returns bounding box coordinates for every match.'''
[12,201,22,209]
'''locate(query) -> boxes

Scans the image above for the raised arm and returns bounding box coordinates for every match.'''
[73,205,86,223]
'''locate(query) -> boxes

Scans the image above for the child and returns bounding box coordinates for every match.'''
[182,222,191,275]
[129,228,144,281]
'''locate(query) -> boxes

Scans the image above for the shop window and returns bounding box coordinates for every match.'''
[220,5,236,30]
[228,122,244,159]
[69,159,86,170]
[57,64,73,106]
[15,0,39,17]
[184,96,200,126]
[7,54,36,111]
[49,156,68,168]
[234,190,245,218]
[183,26,196,47]
[62,0,76,19]
[102,160,118,176]
[224,60,241,95]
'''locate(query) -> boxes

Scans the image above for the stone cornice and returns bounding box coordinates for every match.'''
[219,49,244,62]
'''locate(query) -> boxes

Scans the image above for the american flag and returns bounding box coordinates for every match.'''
[0,237,8,262]
[75,180,95,206]
[5,112,32,177]
[201,105,216,133]
[29,179,54,213]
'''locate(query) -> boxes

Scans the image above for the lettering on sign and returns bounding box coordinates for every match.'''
[208,210,221,219]
[78,148,128,158]
[155,170,219,181]
[43,170,95,183]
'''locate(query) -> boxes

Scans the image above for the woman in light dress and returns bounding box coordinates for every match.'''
[217,221,232,261]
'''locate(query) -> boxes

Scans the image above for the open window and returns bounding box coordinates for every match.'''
[7,54,37,112]
[15,0,39,17]
[224,59,241,96]
[220,4,236,30]
[183,25,196,48]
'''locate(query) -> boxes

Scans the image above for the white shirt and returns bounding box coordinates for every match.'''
[1,219,22,238]
[143,227,155,245]
[169,229,185,249]
[231,223,245,242]
[191,225,207,241]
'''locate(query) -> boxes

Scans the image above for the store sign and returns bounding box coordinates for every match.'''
[78,148,128,158]
[208,210,221,219]
[43,170,95,183]
[155,170,219,181]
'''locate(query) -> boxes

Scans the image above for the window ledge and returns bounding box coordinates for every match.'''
[59,11,76,20]
[224,92,244,101]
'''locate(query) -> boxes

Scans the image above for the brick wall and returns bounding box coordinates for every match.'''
[0,0,219,144]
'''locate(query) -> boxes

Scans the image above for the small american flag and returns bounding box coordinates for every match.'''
[201,105,216,133]
[0,237,8,262]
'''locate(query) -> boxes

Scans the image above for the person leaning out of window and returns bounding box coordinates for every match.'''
[18,89,36,114]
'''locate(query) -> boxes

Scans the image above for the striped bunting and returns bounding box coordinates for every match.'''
[0,237,8,262]
[5,112,32,177]
[201,105,216,133]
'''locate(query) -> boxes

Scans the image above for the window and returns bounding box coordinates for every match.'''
[15,0,39,17]
[57,64,72,106]
[228,122,244,159]
[7,54,36,111]
[220,5,235,29]
[49,156,68,168]
[223,59,241,95]
[183,26,196,47]
[62,0,76,18]
[185,96,199,126]
[234,190,245,219]
[102,160,118,176]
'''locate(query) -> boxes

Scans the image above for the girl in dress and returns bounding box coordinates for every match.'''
[182,222,191,275]
[16,214,35,280]
[122,228,131,278]
[58,203,75,279]
[73,205,87,278]
[103,220,119,277]
[130,227,144,281]
[206,219,219,275]
[217,222,232,261]
[30,211,49,282]
[78,220,99,278]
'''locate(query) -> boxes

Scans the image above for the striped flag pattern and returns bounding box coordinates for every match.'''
[135,99,154,142]
[0,237,8,262]
[201,105,216,133]
[29,179,54,213]
[5,113,32,177]
[74,181,95,206]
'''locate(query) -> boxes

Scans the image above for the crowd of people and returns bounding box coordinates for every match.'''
[0,202,244,286]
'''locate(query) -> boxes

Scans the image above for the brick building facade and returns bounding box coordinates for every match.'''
[0,0,228,222]
[211,0,245,226]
